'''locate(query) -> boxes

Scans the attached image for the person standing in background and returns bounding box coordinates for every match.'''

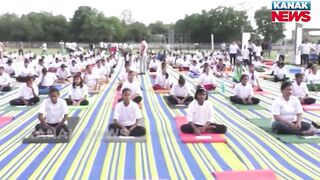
[139,38,148,75]
[19,41,24,56]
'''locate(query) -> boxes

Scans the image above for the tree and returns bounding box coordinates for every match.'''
[126,22,150,42]
[254,6,285,43]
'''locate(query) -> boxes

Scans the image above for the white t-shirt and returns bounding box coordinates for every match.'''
[114,101,142,126]
[0,72,11,86]
[119,70,129,82]
[149,60,158,69]
[233,83,254,99]
[39,98,68,124]
[170,83,190,97]
[307,72,320,84]
[271,96,303,123]
[292,81,309,98]
[139,40,148,56]
[56,68,71,79]
[93,66,107,78]
[274,67,287,79]
[187,100,215,125]
[121,80,142,96]
[252,60,262,67]
[19,84,39,99]
[39,73,57,86]
[69,84,88,100]
[299,43,311,55]
[246,71,259,86]
[19,65,34,77]
[198,73,216,85]
[155,74,170,87]
[189,64,201,73]
[242,49,249,59]
[70,64,81,74]
[254,46,262,57]
[229,44,239,54]
[84,73,98,87]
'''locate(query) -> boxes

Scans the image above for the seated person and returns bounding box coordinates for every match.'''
[303,63,313,82]
[16,59,36,82]
[35,58,47,76]
[232,60,245,83]
[213,58,226,77]
[153,65,171,90]
[32,87,70,137]
[274,62,289,82]
[101,59,111,77]
[180,87,227,135]
[10,76,40,106]
[65,75,89,106]
[69,60,81,76]
[306,65,320,91]
[48,58,61,73]
[178,57,190,71]
[56,64,71,83]
[252,58,265,72]
[293,73,316,105]
[108,88,146,137]
[188,60,201,78]
[247,64,263,91]
[5,60,15,77]
[198,64,217,91]
[0,65,12,91]
[271,81,316,136]
[117,61,131,90]
[149,57,158,72]
[93,60,109,83]
[83,65,99,91]
[38,68,57,89]
[120,71,143,104]
[230,74,260,105]
[168,75,194,106]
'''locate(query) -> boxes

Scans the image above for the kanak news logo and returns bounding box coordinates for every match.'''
[272,1,311,22]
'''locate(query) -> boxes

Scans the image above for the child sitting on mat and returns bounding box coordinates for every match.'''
[32,87,70,137]
[271,81,316,136]
[83,65,100,92]
[117,61,131,90]
[56,64,71,83]
[149,57,158,72]
[247,64,263,91]
[38,68,57,89]
[168,75,194,106]
[198,64,217,91]
[293,73,316,105]
[120,70,143,104]
[188,60,201,78]
[0,65,12,92]
[306,65,320,91]
[230,74,260,105]
[153,65,171,90]
[10,76,40,106]
[213,58,226,77]
[274,62,289,82]
[232,60,245,83]
[180,86,227,135]
[65,75,89,106]
[109,88,146,136]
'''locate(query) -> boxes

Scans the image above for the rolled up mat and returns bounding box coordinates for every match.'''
[0,116,14,128]
[302,104,320,111]
[212,170,277,180]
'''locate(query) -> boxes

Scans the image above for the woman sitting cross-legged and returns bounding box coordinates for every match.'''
[32,87,70,137]
[293,73,316,105]
[198,64,217,91]
[65,75,89,106]
[38,68,57,90]
[108,88,146,136]
[10,76,40,106]
[230,74,260,105]
[271,81,316,136]
[153,65,171,90]
[180,86,227,135]
[167,75,194,106]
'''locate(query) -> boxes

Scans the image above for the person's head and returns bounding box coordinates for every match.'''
[249,64,255,72]
[71,60,76,65]
[86,65,92,73]
[24,59,29,67]
[128,70,136,82]
[7,59,12,65]
[311,65,318,73]
[0,66,4,75]
[42,68,48,75]
[96,60,101,67]
[48,87,60,104]
[192,60,197,66]
[240,74,249,85]
[26,76,35,86]
[279,62,285,68]
[122,88,132,103]
[61,64,67,70]
[178,75,185,87]
[295,73,304,84]
[194,86,208,104]
[73,75,83,88]
[280,81,293,98]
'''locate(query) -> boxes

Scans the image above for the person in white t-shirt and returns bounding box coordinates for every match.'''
[120,71,143,104]
[101,59,111,77]
[32,87,70,137]
[69,60,81,76]
[188,60,201,78]
[149,56,158,72]
[306,65,320,91]
[16,59,36,82]
[5,60,15,77]
[10,76,40,106]
[93,60,109,83]
[117,61,131,91]
[83,65,99,91]
[274,62,289,82]
[229,41,239,65]
[198,64,217,91]
[56,64,71,83]
[180,87,227,135]
[242,45,250,66]
[0,66,11,91]
[297,40,312,65]
[153,65,171,90]
[65,75,89,106]
[38,68,57,90]
[247,64,263,91]
[271,81,316,136]
[139,39,148,74]
[108,88,146,136]
[293,73,315,105]
[168,75,193,106]
[230,74,260,105]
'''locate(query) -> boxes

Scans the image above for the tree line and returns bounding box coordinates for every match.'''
[0,6,285,43]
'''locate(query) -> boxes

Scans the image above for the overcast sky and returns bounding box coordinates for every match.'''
[0,0,319,39]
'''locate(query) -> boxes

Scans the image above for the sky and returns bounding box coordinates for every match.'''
[0,0,319,39]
